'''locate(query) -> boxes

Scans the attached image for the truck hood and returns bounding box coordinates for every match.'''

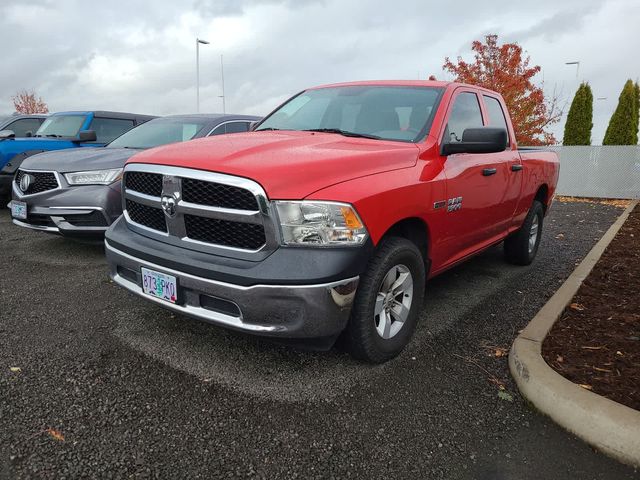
[127,131,419,198]
[21,147,137,172]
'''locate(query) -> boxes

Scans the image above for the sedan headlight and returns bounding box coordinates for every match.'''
[64,168,122,185]
[275,201,368,246]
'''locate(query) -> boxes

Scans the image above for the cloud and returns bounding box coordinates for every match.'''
[0,0,637,144]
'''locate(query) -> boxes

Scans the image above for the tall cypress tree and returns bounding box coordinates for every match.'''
[632,82,639,144]
[603,80,637,145]
[563,83,593,145]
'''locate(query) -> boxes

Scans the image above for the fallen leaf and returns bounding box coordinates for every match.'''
[9,367,21,373]
[556,233,565,239]
[556,355,564,363]
[578,384,593,391]
[494,348,507,358]
[46,428,65,442]
[498,391,513,402]
[569,303,585,311]
[581,346,604,350]
[616,351,624,356]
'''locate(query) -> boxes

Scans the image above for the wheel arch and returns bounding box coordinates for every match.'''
[378,217,431,272]
[534,184,549,212]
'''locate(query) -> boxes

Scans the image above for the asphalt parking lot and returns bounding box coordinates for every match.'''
[1,200,638,479]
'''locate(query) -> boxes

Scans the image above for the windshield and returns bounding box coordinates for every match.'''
[256,85,443,142]
[108,118,208,149]
[36,115,87,138]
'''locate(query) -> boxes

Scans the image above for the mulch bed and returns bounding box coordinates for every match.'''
[542,203,640,411]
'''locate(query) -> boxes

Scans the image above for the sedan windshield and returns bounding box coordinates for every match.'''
[108,118,208,149]
[36,115,87,138]
[256,85,443,142]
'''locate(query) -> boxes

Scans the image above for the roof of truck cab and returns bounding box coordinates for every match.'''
[307,80,501,95]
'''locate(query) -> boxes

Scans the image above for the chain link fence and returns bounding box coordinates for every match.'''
[552,146,640,199]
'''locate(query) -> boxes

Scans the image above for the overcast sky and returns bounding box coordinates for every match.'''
[1,0,637,144]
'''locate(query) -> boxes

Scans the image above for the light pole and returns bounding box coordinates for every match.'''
[565,61,580,80]
[196,38,210,112]
[219,54,226,114]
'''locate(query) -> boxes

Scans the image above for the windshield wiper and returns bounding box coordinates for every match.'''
[254,127,281,132]
[302,128,381,140]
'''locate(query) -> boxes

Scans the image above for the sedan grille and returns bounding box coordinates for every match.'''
[15,170,59,195]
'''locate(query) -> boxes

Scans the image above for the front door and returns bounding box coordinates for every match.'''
[439,89,510,266]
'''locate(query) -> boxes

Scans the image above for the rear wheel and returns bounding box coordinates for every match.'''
[344,237,425,363]
[504,200,544,265]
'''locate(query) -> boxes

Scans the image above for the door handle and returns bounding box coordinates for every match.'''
[482,168,497,176]
[511,164,523,172]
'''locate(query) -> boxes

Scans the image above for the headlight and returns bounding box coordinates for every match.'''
[275,201,368,246]
[64,168,122,185]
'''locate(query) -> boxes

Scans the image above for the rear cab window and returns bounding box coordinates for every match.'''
[483,95,510,146]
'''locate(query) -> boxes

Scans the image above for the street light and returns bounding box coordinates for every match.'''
[196,38,210,112]
[565,61,580,80]
[218,54,226,114]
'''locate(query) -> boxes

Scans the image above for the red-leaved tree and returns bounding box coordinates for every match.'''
[443,34,561,145]
[11,90,49,114]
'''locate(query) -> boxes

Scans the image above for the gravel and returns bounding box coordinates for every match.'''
[1,201,638,479]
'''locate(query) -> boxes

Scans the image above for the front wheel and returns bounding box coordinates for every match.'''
[504,200,544,265]
[344,237,425,363]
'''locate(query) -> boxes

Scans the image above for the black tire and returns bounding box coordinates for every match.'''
[344,237,425,363]
[504,200,544,266]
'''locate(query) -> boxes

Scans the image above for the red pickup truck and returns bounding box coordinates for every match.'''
[105,80,559,363]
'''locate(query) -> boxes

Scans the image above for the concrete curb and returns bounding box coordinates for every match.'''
[509,200,640,468]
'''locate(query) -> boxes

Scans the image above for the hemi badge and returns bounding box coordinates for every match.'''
[434,200,446,210]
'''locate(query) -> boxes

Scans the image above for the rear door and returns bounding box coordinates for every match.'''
[481,94,522,233]
[439,89,510,265]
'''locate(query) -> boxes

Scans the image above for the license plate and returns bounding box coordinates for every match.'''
[141,267,178,304]
[11,201,27,220]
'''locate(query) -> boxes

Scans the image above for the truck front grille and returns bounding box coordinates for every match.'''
[125,199,167,233]
[125,172,163,197]
[123,166,274,256]
[15,170,59,195]
[182,178,259,211]
[184,214,266,250]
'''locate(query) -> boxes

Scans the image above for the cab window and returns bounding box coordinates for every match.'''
[483,95,510,146]
[444,92,484,143]
[5,118,43,137]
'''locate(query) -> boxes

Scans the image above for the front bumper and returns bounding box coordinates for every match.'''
[106,241,360,338]
[10,177,122,236]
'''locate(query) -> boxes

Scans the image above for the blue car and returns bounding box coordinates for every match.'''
[0,110,155,199]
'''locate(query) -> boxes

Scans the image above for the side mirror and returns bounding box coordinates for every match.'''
[249,121,259,131]
[76,129,97,142]
[442,127,507,155]
[0,130,16,140]
[25,131,33,137]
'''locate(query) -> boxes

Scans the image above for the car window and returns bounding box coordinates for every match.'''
[108,118,208,149]
[5,118,43,137]
[483,95,510,146]
[444,92,484,143]
[209,122,251,136]
[36,115,87,138]
[90,117,135,143]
